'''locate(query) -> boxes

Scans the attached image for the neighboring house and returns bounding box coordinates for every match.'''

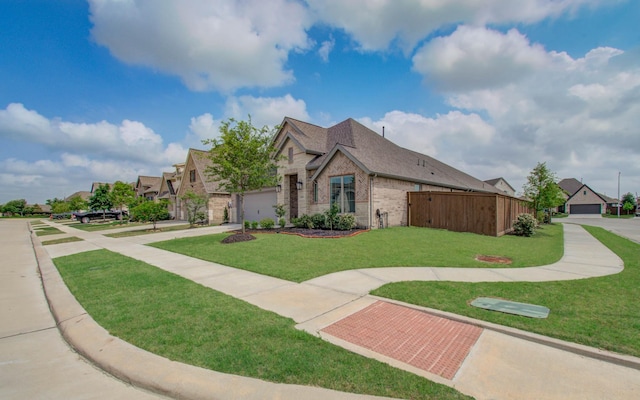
[135,176,162,201]
[558,178,608,215]
[90,182,112,193]
[269,117,501,228]
[175,149,233,225]
[157,163,184,219]
[484,177,516,197]
[65,191,91,202]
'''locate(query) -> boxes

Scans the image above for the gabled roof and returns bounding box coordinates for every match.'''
[280,117,499,193]
[484,177,516,193]
[566,183,608,203]
[65,191,91,201]
[186,148,228,194]
[558,178,583,196]
[274,117,328,155]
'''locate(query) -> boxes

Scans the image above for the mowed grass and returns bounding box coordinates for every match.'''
[53,250,470,400]
[41,236,83,245]
[34,226,64,236]
[68,221,145,231]
[373,226,640,357]
[106,224,196,238]
[150,224,563,282]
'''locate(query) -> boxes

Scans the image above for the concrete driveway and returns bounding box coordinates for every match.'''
[558,216,640,243]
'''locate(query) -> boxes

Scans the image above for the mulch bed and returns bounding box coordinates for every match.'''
[475,255,512,264]
[221,227,369,244]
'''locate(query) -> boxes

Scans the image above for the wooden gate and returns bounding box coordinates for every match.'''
[407,191,531,236]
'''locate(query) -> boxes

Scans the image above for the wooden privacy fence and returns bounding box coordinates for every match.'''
[407,191,532,236]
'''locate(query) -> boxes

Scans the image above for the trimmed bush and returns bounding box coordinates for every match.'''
[293,214,314,229]
[278,218,286,228]
[336,214,356,231]
[513,213,537,237]
[244,220,251,230]
[311,213,326,229]
[260,218,275,229]
[251,220,259,230]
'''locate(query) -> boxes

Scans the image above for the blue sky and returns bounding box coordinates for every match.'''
[1,0,639,204]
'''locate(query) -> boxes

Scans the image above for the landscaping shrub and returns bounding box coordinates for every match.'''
[244,220,251,230]
[324,203,340,230]
[513,213,537,237]
[336,214,356,231]
[311,213,326,229]
[293,214,314,229]
[278,218,286,228]
[260,217,275,229]
[250,220,259,230]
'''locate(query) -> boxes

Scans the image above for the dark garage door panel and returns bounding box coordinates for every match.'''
[570,204,601,214]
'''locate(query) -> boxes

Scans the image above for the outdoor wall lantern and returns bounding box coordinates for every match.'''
[296,180,303,190]
[276,184,282,193]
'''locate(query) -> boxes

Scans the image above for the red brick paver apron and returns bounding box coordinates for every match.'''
[321,301,483,380]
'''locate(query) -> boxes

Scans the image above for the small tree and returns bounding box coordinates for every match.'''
[181,191,207,227]
[621,192,636,215]
[523,162,565,222]
[67,195,88,212]
[88,184,114,220]
[51,200,71,214]
[110,181,135,223]
[131,200,168,231]
[203,117,280,234]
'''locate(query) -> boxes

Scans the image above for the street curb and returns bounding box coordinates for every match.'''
[30,230,395,400]
[375,295,640,372]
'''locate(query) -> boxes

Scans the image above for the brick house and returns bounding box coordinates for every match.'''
[135,176,162,201]
[558,178,608,215]
[175,148,233,225]
[484,177,516,197]
[271,117,501,228]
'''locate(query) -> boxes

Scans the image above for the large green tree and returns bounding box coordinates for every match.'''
[131,199,168,231]
[88,183,113,220]
[203,117,280,233]
[67,195,87,212]
[110,181,135,223]
[523,162,565,222]
[1,199,27,216]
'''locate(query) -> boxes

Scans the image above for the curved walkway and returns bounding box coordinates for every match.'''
[11,219,640,400]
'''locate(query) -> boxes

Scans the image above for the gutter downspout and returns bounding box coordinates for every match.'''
[369,175,375,229]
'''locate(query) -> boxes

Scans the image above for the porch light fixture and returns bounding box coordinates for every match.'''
[296,180,303,190]
[276,184,282,193]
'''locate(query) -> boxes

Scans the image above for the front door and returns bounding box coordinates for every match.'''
[289,174,298,220]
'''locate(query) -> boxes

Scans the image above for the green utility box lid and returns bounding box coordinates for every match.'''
[471,297,550,318]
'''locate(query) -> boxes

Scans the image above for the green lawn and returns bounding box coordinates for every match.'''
[373,226,640,357]
[34,226,64,236]
[68,221,146,231]
[53,250,470,400]
[602,213,635,219]
[150,224,563,282]
[106,224,197,238]
[41,236,84,245]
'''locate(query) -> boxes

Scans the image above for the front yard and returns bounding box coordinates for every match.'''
[54,250,470,400]
[150,224,563,282]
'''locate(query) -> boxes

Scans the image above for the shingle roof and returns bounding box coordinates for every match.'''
[285,117,500,193]
[558,178,583,195]
[189,149,229,194]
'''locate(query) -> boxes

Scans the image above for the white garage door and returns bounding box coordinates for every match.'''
[241,188,277,222]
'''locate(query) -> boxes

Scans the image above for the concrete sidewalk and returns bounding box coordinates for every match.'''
[23,220,640,399]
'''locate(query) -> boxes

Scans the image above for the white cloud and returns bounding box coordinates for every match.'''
[413,26,549,91]
[224,94,310,129]
[88,0,312,92]
[318,36,335,62]
[0,103,186,166]
[0,103,190,203]
[307,0,604,52]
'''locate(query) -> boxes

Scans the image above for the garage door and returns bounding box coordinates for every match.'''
[241,188,277,222]
[569,204,601,214]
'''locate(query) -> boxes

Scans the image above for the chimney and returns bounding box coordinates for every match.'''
[382,126,385,138]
